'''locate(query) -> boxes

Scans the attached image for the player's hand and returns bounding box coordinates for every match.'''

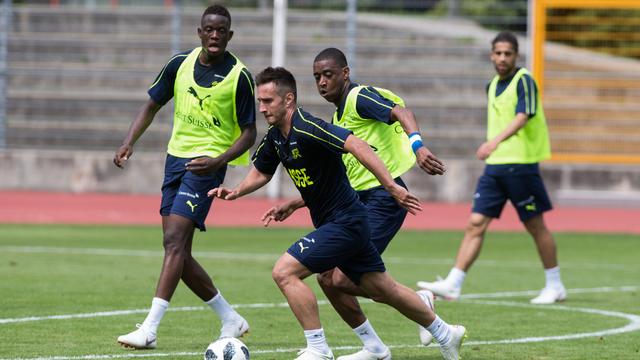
[260,202,298,227]
[476,141,497,160]
[388,184,422,215]
[113,144,133,169]
[207,187,239,200]
[415,147,445,175]
[186,156,225,175]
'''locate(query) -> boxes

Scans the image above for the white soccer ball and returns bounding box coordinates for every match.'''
[204,337,249,360]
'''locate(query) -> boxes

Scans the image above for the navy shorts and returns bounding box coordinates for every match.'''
[160,154,227,231]
[472,163,552,222]
[357,177,408,254]
[286,201,386,285]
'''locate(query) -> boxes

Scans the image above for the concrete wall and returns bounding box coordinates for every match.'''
[3,149,639,207]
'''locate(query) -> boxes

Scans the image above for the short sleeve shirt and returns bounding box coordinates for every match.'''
[336,83,395,124]
[252,108,358,227]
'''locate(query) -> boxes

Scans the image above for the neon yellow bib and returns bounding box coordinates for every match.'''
[168,48,250,165]
[333,86,415,191]
[486,68,550,164]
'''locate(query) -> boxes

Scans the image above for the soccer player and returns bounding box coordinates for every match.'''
[417,31,567,305]
[209,66,466,360]
[263,47,446,359]
[112,5,256,349]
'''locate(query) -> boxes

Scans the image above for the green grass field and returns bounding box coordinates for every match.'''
[0,224,638,359]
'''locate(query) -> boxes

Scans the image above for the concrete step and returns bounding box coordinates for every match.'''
[11,7,474,46]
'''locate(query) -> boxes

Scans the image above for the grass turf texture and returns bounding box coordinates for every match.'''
[0,224,638,359]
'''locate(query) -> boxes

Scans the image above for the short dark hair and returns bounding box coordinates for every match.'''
[492,31,518,53]
[314,47,348,67]
[256,67,297,100]
[202,4,231,26]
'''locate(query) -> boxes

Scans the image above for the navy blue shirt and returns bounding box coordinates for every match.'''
[486,68,538,118]
[252,108,358,227]
[148,49,256,127]
[335,83,395,124]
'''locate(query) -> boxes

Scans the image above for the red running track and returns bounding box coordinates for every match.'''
[1,191,638,234]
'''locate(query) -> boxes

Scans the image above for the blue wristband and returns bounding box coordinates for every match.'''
[411,139,424,153]
[409,132,423,153]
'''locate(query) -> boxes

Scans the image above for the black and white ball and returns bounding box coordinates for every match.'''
[204,337,249,360]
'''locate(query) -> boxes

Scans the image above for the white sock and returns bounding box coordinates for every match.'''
[141,297,169,336]
[426,315,452,345]
[353,320,387,354]
[304,328,331,355]
[446,267,466,289]
[544,266,563,288]
[206,291,238,322]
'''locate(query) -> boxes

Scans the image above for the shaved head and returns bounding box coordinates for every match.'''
[314,47,348,68]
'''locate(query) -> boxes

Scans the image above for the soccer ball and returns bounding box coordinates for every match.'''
[204,337,249,360]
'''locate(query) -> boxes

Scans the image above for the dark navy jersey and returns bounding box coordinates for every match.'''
[335,83,395,124]
[148,49,256,128]
[252,108,358,227]
[486,68,538,118]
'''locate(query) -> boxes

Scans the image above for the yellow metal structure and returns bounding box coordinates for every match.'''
[532,0,640,164]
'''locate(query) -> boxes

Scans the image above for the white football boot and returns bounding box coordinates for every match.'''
[336,347,391,360]
[530,285,567,304]
[117,324,157,349]
[416,277,461,301]
[417,289,435,346]
[295,348,335,360]
[219,314,250,338]
[438,325,467,360]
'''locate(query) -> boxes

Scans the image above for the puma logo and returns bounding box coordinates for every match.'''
[187,86,211,110]
[298,241,310,253]
[186,200,198,213]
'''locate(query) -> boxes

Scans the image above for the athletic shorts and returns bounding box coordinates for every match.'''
[286,201,386,285]
[472,163,552,222]
[160,154,227,231]
[357,177,408,254]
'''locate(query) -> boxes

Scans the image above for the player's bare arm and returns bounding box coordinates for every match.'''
[186,123,257,175]
[208,166,272,200]
[113,98,162,168]
[476,112,528,160]
[261,197,306,227]
[390,105,445,176]
[344,134,422,215]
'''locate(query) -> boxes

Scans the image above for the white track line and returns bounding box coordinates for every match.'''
[1,245,635,271]
[3,299,640,360]
[461,299,640,344]
[2,286,638,325]
[459,285,640,299]
[1,287,639,360]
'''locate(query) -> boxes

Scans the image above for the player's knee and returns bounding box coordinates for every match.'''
[162,232,187,256]
[361,281,392,304]
[316,271,334,289]
[271,264,292,288]
[467,214,488,234]
[332,274,353,292]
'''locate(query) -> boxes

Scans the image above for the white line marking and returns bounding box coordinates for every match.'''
[1,286,638,325]
[459,285,640,299]
[2,298,640,360]
[0,246,278,262]
[460,299,640,344]
[1,245,635,271]
[0,302,295,324]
